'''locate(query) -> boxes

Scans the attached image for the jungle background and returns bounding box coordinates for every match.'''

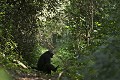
[0,0,120,80]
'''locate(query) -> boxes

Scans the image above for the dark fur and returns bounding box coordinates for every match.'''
[33,51,58,74]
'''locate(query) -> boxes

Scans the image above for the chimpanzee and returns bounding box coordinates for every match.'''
[35,50,58,74]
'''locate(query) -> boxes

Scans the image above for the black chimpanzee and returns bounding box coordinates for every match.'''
[35,50,58,74]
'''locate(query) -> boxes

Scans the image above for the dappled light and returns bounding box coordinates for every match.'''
[0,0,120,80]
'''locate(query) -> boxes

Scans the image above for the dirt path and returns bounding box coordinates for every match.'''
[9,70,58,80]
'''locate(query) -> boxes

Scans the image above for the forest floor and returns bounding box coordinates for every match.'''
[14,74,57,80]
[8,69,59,80]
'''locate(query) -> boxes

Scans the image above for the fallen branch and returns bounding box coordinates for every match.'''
[13,60,28,69]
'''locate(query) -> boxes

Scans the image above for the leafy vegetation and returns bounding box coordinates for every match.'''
[0,0,120,80]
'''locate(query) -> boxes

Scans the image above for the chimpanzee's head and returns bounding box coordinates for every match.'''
[46,50,54,58]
